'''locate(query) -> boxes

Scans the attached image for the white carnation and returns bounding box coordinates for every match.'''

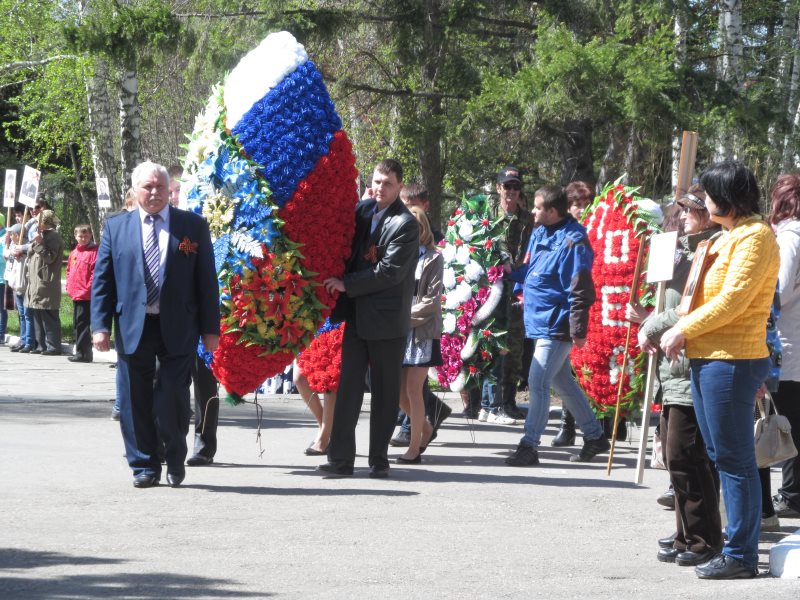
[442,267,457,290]
[441,244,457,264]
[456,245,471,265]
[442,313,456,334]
[464,260,485,282]
[459,220,475,241]
[453,281,473,304]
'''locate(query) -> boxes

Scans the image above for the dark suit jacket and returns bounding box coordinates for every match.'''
[343,198,419,340]
[91,206,220,355]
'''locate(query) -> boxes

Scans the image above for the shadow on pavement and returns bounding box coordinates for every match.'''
[188,483,418,497]
[0,548,266,598]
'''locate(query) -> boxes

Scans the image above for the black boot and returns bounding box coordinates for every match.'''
[551,408,576,447]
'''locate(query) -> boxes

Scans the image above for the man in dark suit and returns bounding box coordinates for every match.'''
[320,159,419,478]
[92,161,220,489]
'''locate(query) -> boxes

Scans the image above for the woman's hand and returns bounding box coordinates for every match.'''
[637,329,658,355]
[660,326,686,362]
[625,302,650,324]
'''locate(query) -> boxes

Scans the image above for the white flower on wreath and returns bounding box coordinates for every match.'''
[459,220,475,241]
[455,244,471,265]
[443,267,457,290]
[452,281,473,305]
[441,244,457,265]
[464,260,484,283]
[442,313,457,334]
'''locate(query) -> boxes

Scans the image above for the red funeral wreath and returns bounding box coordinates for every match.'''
[569,182,658,419]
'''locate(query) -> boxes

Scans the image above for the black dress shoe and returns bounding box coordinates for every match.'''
[658,534,677,549]
[133,474,159,488]
[41,349,61,356]
[10,344,24,352]
[694,554,757,579]
[304,444,328,456]
[186,454,214,466]
[369,465,390,478]
[657,547,680,563]
[396,454,421,464]
[316,462,353,478]
[166,472,185,487]
[30,348,42,354]
[676,548,717,567]
[68,355,92,363]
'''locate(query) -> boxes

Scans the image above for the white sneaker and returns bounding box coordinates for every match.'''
[761,514,781,532]
[488,410,517,425]
[478,408,490,422]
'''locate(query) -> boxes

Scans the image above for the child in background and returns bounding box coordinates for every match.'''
[66,224,98,363]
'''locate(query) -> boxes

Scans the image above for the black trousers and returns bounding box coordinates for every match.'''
[661,404,723,552]
[328,323,406,469]
[31,308,61,352]
[191,356,219,459]
[72,300,93,359]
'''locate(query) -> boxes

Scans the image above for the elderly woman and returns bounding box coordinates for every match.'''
[629,186,723,567]
[661,161,779,579]
[763,174,800,523]
[26,209,64,355]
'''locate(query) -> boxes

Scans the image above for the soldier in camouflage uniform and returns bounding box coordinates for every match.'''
[473,166,533,424]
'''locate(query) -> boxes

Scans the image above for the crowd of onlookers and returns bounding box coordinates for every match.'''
[2,199,97,361]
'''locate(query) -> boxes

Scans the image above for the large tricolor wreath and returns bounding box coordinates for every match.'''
[434,195,508,391]
[181,32,358,402]
[569,182,660,419]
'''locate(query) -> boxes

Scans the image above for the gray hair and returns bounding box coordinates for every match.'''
[131,161,170,189]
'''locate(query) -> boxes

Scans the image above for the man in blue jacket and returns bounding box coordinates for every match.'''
[92,161,220,488]
[506,185,609,466]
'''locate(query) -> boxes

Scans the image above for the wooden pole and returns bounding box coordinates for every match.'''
[633,130,698,484]
[606,238,647,474]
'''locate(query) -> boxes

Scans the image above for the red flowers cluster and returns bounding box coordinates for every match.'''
[296,324,345,393]
[278,131,359,311]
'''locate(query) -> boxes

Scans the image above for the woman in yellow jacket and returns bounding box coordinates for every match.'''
[661,160,779,580]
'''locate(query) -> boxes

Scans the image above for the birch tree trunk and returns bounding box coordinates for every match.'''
[85,58,122,210]
[783,5,800,170]
[672,0,688,190]
[716,0,743,160]
[118,63,142,191]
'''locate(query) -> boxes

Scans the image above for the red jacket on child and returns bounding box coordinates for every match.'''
[66,243,98,301]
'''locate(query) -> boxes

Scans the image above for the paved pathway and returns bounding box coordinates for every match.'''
[1,347,798,598]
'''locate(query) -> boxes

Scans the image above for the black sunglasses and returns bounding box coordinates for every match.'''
[502,183,521,191]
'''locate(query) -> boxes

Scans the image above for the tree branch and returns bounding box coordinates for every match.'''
[338,80,470,100]
[0,55,80,75]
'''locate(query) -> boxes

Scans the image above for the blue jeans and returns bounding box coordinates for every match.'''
[481,360,503,411]
[14,294,29,346]
[521,338,603,448]
[23,298,35,348]
[690,358,770,569]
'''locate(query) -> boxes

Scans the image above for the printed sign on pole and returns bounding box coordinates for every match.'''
[3,169,16,208]
[96,177,111,208]
[645,231,679,283]
[18,166,41,208]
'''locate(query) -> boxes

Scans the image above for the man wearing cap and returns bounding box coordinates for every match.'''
[473,166,533,425]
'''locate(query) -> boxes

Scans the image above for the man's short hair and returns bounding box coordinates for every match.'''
[74,224,92,234]
[375,159,403,182]
[167,165,184,179]
[400,182,428,204]
[535,185,568,217]
[35,196,51,210]
[132,161,170,189]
